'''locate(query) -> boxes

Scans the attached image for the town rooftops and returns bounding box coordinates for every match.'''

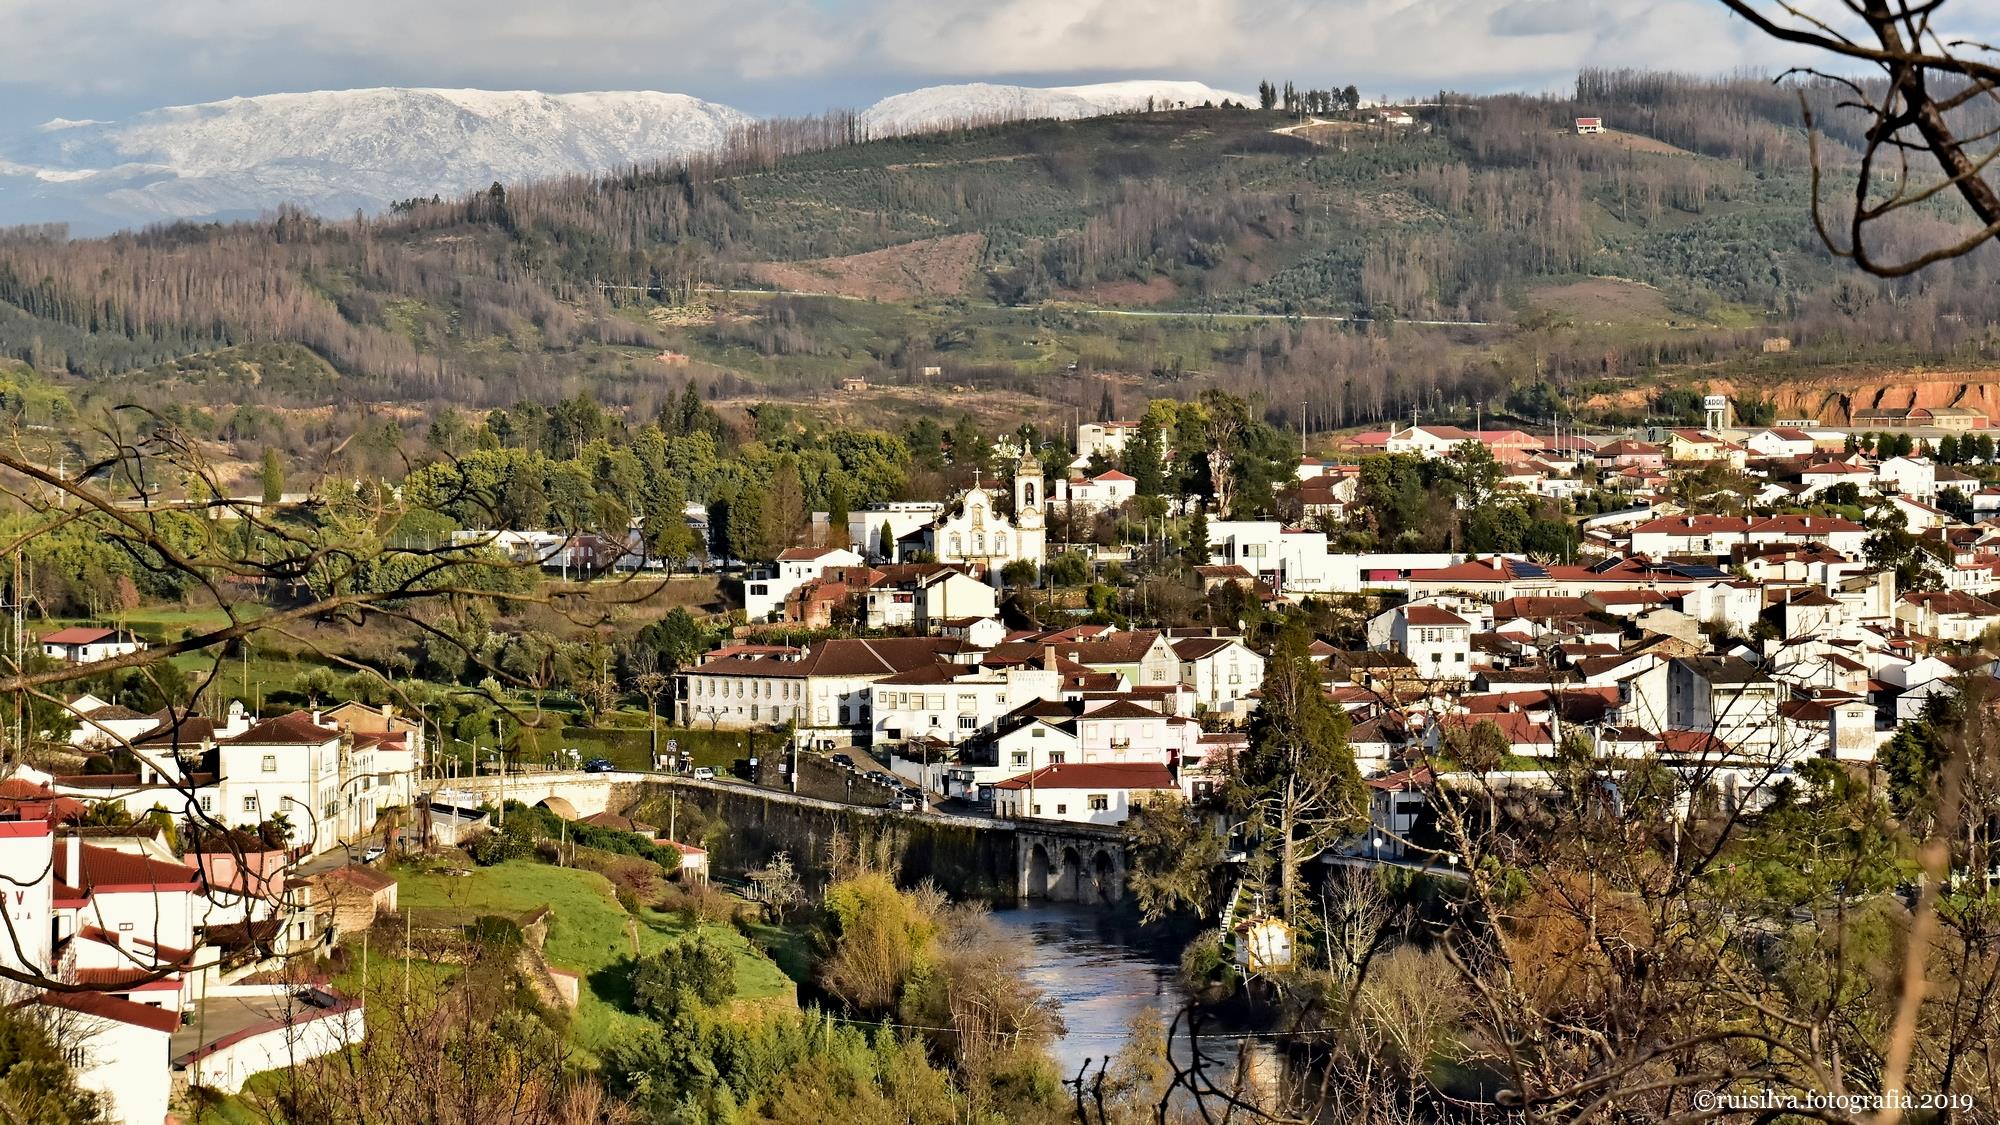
[1901,590,2000,616]
[777,546,848,561]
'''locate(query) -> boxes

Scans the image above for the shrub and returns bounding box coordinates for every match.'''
[630,931,737,1022]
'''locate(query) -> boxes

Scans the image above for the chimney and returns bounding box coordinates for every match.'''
[63,831,80,891]
[1043,645,1059,671]
[311,710,323,727]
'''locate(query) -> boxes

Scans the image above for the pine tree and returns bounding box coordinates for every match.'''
[761,455,808,556]
[826,479,852,548]
[1230,624,1366,924]
[649,474,699,573]
[259,448,284,505]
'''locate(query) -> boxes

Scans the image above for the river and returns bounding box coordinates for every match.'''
[988,899,1292,1116]
[987,901,1186,1075]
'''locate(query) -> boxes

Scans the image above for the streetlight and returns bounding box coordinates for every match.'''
[1372,835,1384,862]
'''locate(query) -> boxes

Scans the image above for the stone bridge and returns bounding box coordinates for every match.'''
[431,771,1129,903]
[1014,823,1127,904]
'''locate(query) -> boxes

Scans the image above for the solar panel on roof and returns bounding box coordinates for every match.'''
[1588,557,1623,573]
[1514,562,1549,578]
[1667,563,1728,579]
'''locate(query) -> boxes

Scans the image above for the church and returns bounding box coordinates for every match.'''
[923,453,1047,585]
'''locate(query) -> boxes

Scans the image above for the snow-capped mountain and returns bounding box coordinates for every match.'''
[858,80,1257,137]
[0,79,1256,232]
[0,88,753,231]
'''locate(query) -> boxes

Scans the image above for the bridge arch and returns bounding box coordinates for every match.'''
[1026,843,1054,899]
[536,796,580,820]
[1090,848,1118,903]
[1059,845,1085,901]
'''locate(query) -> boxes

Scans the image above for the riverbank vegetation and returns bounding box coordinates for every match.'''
[1114,612,2000,1123]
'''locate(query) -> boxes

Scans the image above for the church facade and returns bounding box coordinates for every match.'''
[925,454,1047,585]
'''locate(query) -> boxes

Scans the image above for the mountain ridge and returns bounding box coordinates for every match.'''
[0,80,1258,231]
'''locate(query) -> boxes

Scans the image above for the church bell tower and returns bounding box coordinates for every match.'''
[1014,452,1044,526]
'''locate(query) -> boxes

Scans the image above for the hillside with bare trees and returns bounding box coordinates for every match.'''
[3,70,2000,460]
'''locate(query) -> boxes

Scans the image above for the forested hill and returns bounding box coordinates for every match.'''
[2,69,1998,430]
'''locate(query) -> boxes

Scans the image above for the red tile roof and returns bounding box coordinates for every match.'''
[222,710,339,746]
[40,627,124,645]
[994,762,1178,791]
[57,842,200,893]
[1403,604,1469,626]
[38,989,181,1033]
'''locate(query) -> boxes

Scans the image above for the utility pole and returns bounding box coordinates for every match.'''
[10,551,24,759]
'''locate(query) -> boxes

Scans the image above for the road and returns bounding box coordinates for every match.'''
[586,283,1493,329]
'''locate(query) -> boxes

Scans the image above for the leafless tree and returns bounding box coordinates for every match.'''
[1720,0,2000,274]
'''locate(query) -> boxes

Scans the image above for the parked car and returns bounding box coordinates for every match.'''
[895,792,920,812]
[582,758,615,773]
[865,771,896,787]
[691,766,717,781]
[830,753,857,771]
[362,845,386,864]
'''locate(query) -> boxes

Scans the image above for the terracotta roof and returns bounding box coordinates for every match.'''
[1902,590,2000,617]
[1171,636,1242,660]
[994,762,1178,791]
[1659,729,1732,756]
[39,627,125,645]
[693,637,967,679]
[1632,516,1752,535]
[1493,596,1597,621]
[56,841,200,892]
[1747,515,1865,535]
[1079,699,1173,720]
[1403,604,1469,627]
[38,990,181,1034]
[221,711,339,746]
[323,864,396,893]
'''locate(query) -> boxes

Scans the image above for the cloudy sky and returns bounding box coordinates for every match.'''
[0,0,1875,132]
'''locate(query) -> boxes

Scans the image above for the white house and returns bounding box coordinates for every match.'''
[40,627,147,665]
[40,990,180,1125]
[1206,521,1337,594]
[869,662,1063,746]
[1171,636,1265,716]
[63,694,163,750]
[1666,656,1785,762]
[848,501,944,562]
[679,637,967,744]
[1745,427,1819,459]
[1049,470,1137,515]
[1075,421,1143,463]
[991,762,1180,824]
[1374,603,1473,681]
[744,546,866,622]
[1073,699,1199,766]
[1896,591,2000,642]
[1878,456,1938,501]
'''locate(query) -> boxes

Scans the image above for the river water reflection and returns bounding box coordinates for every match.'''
[987,900,1186,1075]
